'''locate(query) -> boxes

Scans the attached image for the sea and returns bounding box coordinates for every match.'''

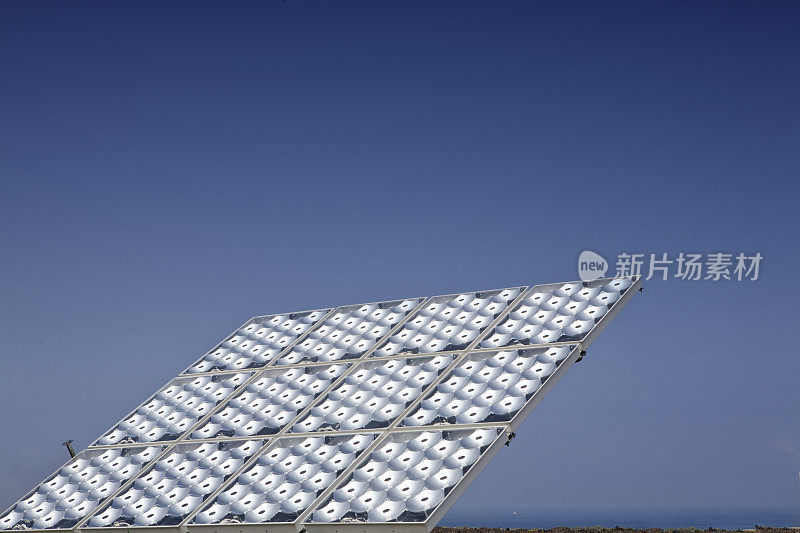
[440,508,800,530]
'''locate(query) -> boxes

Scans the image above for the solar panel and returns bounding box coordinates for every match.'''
[309,428,503,523]
[190,364,349,439]
[184,310,331,374]
[290,355,454,433]
[192,433,377,526]
[87,440,263,528]
[0,447,163,531]
[0,276,640,533]
[94,373,252,446]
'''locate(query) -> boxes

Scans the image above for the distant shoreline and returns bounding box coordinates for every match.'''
[432,527,800,533]
[438,507,800,530]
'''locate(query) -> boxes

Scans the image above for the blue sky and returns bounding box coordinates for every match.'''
[1,0,799,516]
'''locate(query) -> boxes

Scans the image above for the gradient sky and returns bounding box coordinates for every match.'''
[1,0,799,517]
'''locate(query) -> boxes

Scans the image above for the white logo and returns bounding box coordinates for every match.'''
[578,250,608,281]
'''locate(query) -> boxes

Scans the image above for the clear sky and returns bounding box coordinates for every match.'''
[1,0,799,516]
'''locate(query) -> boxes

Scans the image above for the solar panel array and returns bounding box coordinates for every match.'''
[0,276,640,533]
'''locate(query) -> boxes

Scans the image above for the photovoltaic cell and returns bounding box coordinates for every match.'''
[290,356,454,433]
[401,346,575,427]
[480,278,633,349]
[309,428,502,523]
[274,300,422,366]
[190,364,349,439]
[0,276,639,532]
[372,288,522,357]
[0,447,162,530]
[86,441,262,528]
[184,310,330,374]
[191,434,375,525]
[93,373,251,446]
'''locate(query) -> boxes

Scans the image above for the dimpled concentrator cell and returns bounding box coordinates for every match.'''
[402,346,574,426]
[275,300,422,365]
[186,310,330,373]
[372,288,522,357]
[86,440,262,528]
[93,373,251,446]
[191,364,349,439]
[480,278,633,348]
[291,356,453,433]
[310,428,501,523]
[0,447,162,531]
[192,434,375,524]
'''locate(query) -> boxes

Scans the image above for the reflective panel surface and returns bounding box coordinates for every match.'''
[2,278,638,531]
[191,364,349,439]
[192,434,375,525]
[86,441,262,528]
[480,278,634,348]
[185,310,330,373]
[275,300,422,366]
[372,289,523,357]
[291,356,453,433]
[402,346,575,426]
[93,373,251,446]
[0,447,163,531]
[310,428,502,523]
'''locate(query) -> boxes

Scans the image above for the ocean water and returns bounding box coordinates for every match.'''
[440,507,800,530]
